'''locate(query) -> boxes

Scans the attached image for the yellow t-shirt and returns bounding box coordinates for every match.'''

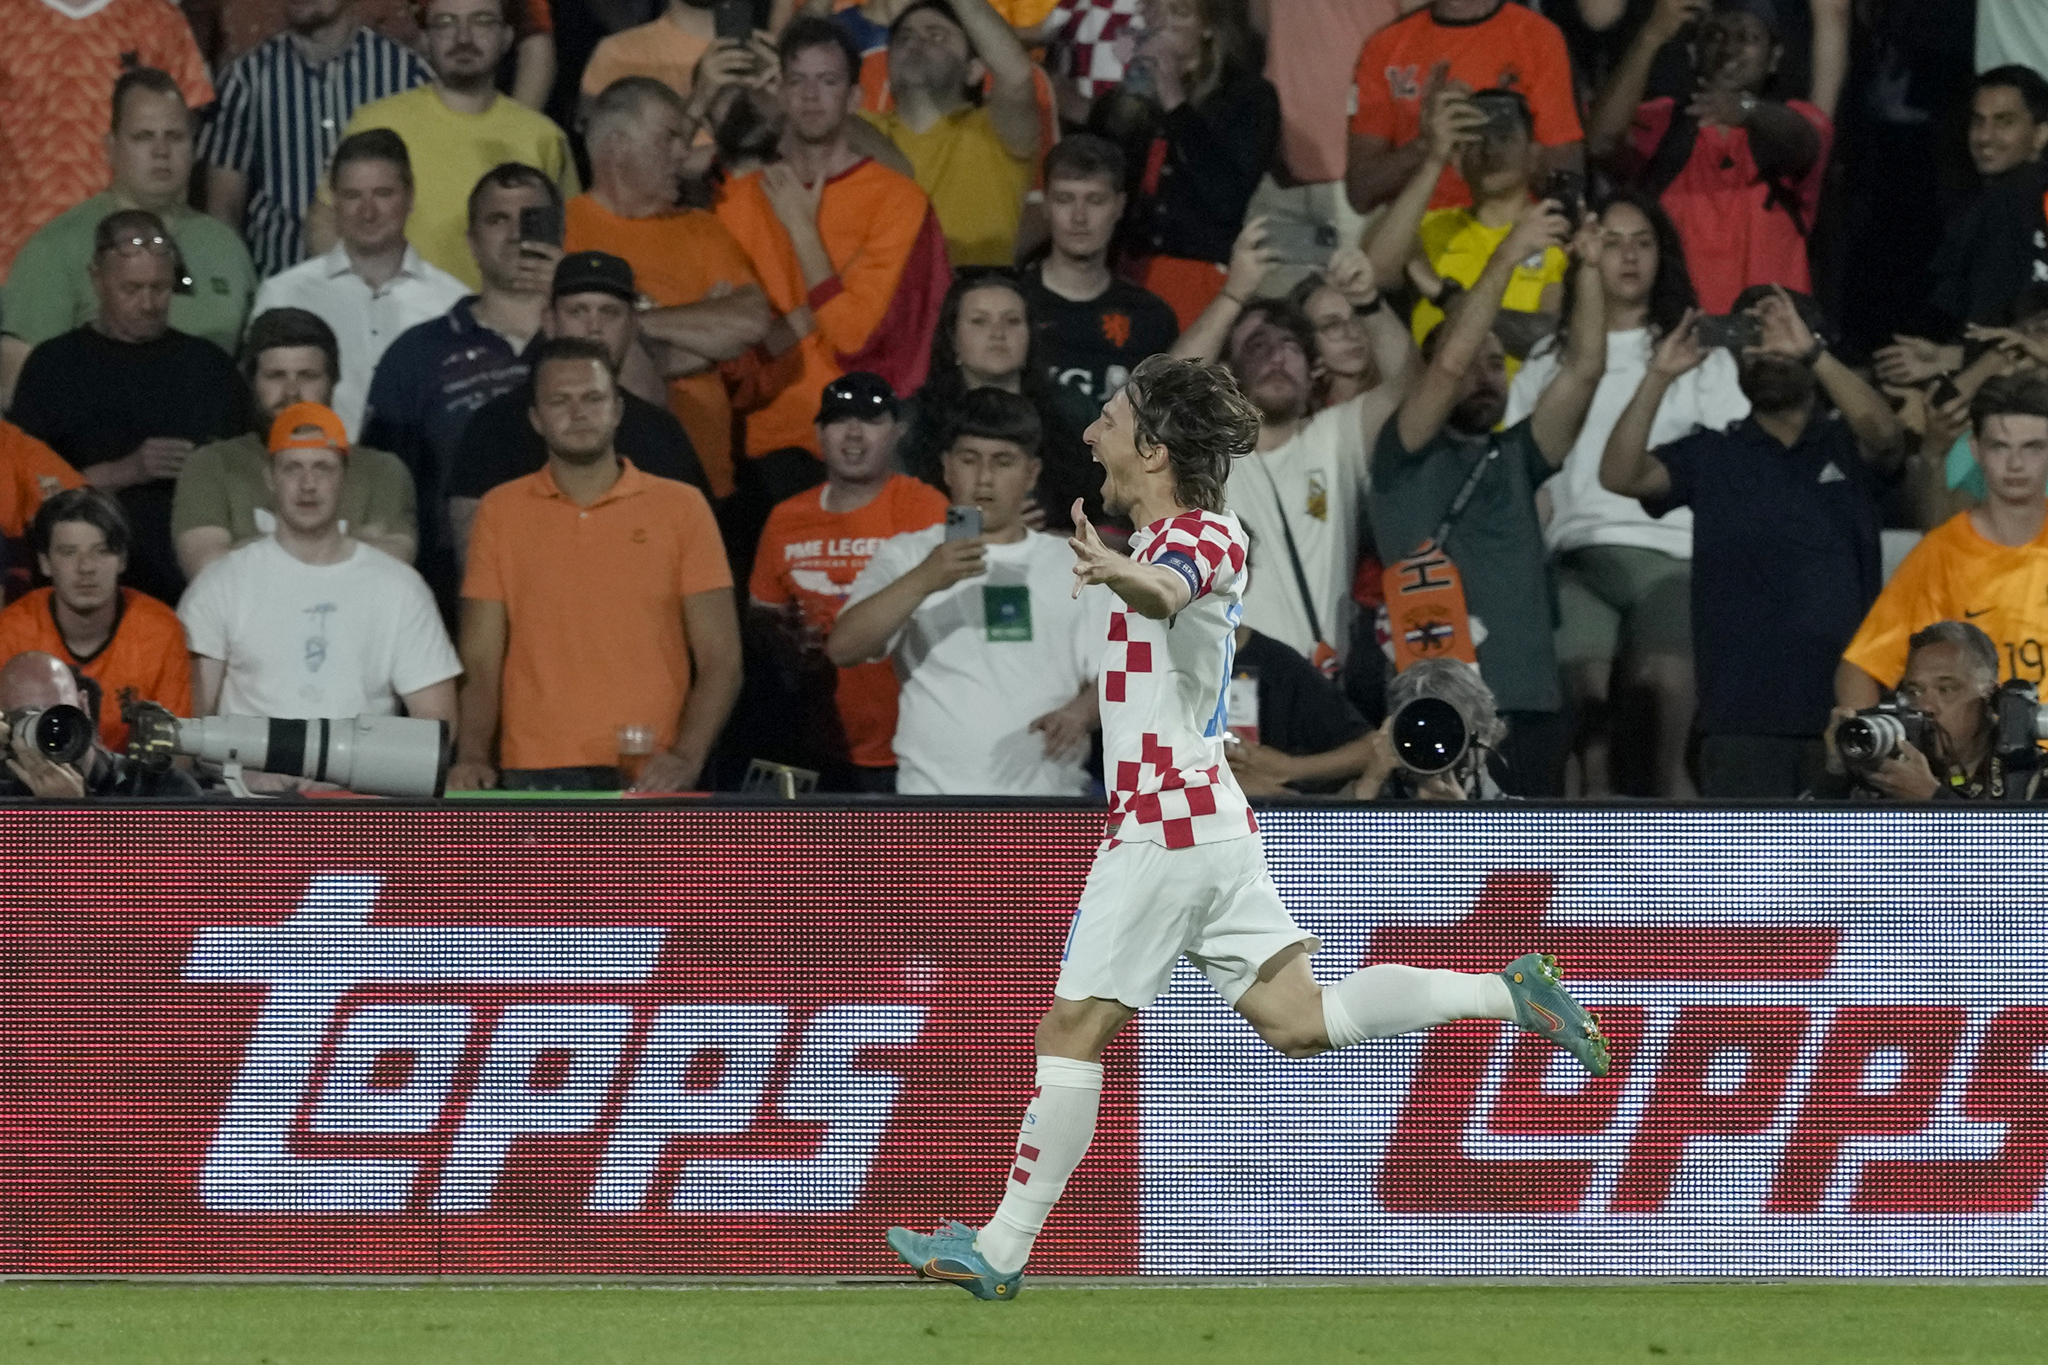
[1842,511,2048,689]
[333,86,581,289]
[861,105,1032,268]
[1409,208,1569,353]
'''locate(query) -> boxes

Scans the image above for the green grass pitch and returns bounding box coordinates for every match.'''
[1,1281,2046,1364]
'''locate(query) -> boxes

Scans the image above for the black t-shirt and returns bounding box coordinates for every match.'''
[447,380,711,501]
[1648,411,1884,738]
[8,326,249,605]
[1934,161,2045,332]
[1019,265,1180,404]
[1236,627,1369,792]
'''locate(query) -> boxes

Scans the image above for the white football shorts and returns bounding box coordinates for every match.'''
[1053,834,1319,1009]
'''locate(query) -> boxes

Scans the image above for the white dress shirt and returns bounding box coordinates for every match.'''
[251,242,469,437]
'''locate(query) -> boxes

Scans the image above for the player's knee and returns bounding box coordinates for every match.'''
[1252,1020,1327,1060]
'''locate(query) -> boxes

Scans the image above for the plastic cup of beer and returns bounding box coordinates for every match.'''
[617,725,657,788]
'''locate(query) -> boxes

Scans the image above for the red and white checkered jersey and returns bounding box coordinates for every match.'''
[1045,0,1142,98]
[1101,508,1257,850]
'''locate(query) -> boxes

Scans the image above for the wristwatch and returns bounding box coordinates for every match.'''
[1801,334,1828,366]
[1353,295,1387,318]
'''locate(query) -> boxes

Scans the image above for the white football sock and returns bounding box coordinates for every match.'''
[974,1055,1102,1276]
[1320,964,1516,1050]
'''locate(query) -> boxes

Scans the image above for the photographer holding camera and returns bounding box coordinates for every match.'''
[1822,620,2042,801]
[0,650,198,799]
[1350,658,1508,801]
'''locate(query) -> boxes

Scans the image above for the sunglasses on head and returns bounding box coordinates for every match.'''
[103,233,195,293]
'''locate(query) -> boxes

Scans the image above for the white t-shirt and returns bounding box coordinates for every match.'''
[1505,327,1750,559]
[846,526,1107,795]
[179,537,461,719]
[1980,1,2048,76]
[1223,393,1374,661]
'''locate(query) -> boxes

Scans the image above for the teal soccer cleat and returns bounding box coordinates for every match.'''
[1501,952,1610,1077]
[884,1221,1024,1301]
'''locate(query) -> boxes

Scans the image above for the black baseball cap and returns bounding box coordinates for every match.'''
[817,371,899,424]
[552,251,636,303]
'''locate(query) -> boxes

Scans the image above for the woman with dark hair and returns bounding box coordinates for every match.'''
[900,273,1101,530]
[1088,0,1279,331]
[1501,190,1744,800]
[1286,271,1380,413]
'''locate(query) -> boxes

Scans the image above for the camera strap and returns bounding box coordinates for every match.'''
[1249,455,1340,678]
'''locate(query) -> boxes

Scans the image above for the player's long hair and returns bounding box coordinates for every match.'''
[1122,354,1259,515]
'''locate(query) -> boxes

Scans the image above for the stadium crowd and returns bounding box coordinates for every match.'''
[1,0,2046,802]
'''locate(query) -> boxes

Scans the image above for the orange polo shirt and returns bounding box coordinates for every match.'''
[714,159,934,458]
[0,588,192,752]
[564,194,761,498]
[462,459,732,771]
[749,474,948,768]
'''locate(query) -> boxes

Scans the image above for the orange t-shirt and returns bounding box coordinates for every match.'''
[0,0,216,279]
[714,159,933,458]
[748,474,948,768]
[580,18,713,100]
[1348,2,1582,210]
[462,460,733,771]
[564,195,760,498]
[1842,511,2048,690]
[0,587,192,752]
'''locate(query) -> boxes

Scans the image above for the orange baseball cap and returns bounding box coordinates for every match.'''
[267,402,349,457]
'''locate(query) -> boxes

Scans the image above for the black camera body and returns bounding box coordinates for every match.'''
[1993,679,2048,768]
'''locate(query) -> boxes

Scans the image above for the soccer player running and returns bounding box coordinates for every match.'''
[886,355,1610,1299]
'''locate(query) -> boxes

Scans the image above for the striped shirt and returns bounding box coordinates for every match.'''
[199,26,432,278]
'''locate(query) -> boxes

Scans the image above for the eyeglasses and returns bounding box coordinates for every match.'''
[424,13,506,36]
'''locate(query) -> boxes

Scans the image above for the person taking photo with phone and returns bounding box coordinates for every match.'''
[1363,84,1571,367]
[828,388,1105,794]
[1600,284,1903,797]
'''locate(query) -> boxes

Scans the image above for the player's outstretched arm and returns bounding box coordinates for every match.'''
[1068,501,1192,620]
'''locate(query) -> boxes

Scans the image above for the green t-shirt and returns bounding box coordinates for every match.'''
[170,431,418,547]
[1366,417,1561,714]
[1,193,257,358]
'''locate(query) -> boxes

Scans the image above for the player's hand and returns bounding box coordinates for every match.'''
[1224,216,1279,303]
[1648,309,1708,378]
[5,718,87,799]
[1067,504,1124,598]
[914,537,988,592]
[1224,739,1298,796]
[446,759,499,791]
[1864,739,1942,801]
[630,750,701,794]
[1029,698,1096,762]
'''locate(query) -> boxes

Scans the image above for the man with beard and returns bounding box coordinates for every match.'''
[199,0,433,278]
[451,337,739,793]
[1172,228,1414,674]
[311,0,578,288]
[1601,286,1904,798]
[1366,198,1609,796]
[860,0,1040,267]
